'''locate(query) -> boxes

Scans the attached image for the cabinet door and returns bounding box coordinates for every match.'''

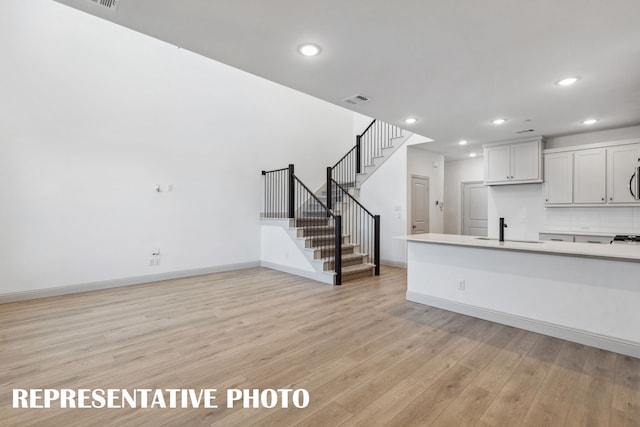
[573,148,606,204]
[539,233,574,242]
[607,144,640,204]
[544,152,573,204]
[511,140,540,181]
[574,235,613,244]
[485,145,511,183]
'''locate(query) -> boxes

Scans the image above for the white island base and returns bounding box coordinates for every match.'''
[404,234,640,358]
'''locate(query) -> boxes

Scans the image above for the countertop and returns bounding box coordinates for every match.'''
[400,233,640,263]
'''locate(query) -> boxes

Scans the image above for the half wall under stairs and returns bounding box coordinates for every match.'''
[261,217,375,285]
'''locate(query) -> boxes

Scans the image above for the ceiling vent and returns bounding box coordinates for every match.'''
[343,94,370,105]
[88,0,119,10]
[515,128,535,134]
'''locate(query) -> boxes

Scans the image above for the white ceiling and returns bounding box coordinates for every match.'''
[55,0,640,160]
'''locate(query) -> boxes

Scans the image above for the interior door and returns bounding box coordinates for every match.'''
[462,182,488,236]
[411,176,429,234]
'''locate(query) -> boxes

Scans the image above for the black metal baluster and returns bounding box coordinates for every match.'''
[374,214,380,275]
[326,166,332,211]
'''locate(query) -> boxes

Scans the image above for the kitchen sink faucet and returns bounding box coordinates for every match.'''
[499,217,508,242]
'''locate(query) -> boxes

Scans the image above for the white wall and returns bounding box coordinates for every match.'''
[0,0,354,295]
[407,146,445,233]
[359,145,408,267]
[488,184,545,240]
[358,143,445,267]
[443,157,484,234]
[261,225,314,272]
[353,113,374,136]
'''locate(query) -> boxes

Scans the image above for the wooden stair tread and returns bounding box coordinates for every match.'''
[342,263,375,274]
[312,243,356,250]
[304,233,348,239]
[338,253,364,260]
[320,253,365,262]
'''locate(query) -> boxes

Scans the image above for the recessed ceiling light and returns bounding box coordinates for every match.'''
[556,77,579,86]
[469,152,477,158]
[582,118,598,125]
[491,118,507,125]
[298,44,321,56]
[458,139,468,145]
[404,117,417,125]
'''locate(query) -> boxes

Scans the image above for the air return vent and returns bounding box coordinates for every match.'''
[343,94,370,105]
[88,0,118,10]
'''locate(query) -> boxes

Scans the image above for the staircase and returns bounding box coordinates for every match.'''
[293,217,377,282]
[332,119,412,195]
[260,119,409,285]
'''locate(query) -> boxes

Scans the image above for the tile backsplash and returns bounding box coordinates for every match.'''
[544,207,640,234]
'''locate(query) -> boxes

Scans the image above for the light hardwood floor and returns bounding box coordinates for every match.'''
[1,267,639,426]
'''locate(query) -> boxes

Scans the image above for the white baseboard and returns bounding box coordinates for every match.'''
[381,259,407,269]
[261,261,334,285]
[0,262,261,304]
[406,291,640,359]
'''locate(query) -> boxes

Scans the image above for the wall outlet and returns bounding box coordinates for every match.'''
[150,249,161,266]
[457,279,466,291]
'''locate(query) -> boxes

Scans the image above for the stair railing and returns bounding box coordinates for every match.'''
[331,119,403,187]
[261,164,343,285]
[261,165,291,218]
[328,175,380,276]
[325,119,399,278]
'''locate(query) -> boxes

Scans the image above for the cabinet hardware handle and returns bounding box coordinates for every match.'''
[551,239,563,241]
[545,199,548,202]
[587,241,601,244]
[610,197,613,201]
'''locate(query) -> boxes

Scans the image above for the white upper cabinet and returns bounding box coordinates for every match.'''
[485,144,511,183]
[607,144,640,204]
[484,138,543,185]
[544,152,573,204]
[573,148,606,204]
[543,139,640,207]
[511,140,541,181]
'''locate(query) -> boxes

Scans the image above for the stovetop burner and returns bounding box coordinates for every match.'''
[612,235,640,244]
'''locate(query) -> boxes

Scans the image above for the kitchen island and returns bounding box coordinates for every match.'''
[402,233,640,358]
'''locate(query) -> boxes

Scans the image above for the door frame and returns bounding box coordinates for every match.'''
[460,180,487,235]
[409,174,430,234]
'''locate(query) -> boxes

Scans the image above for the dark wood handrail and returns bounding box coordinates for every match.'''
[332,146,356,169]
[262,167,289,175]
[358,119,377,137]
[331,179,375,217]
[294,176,337,219]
